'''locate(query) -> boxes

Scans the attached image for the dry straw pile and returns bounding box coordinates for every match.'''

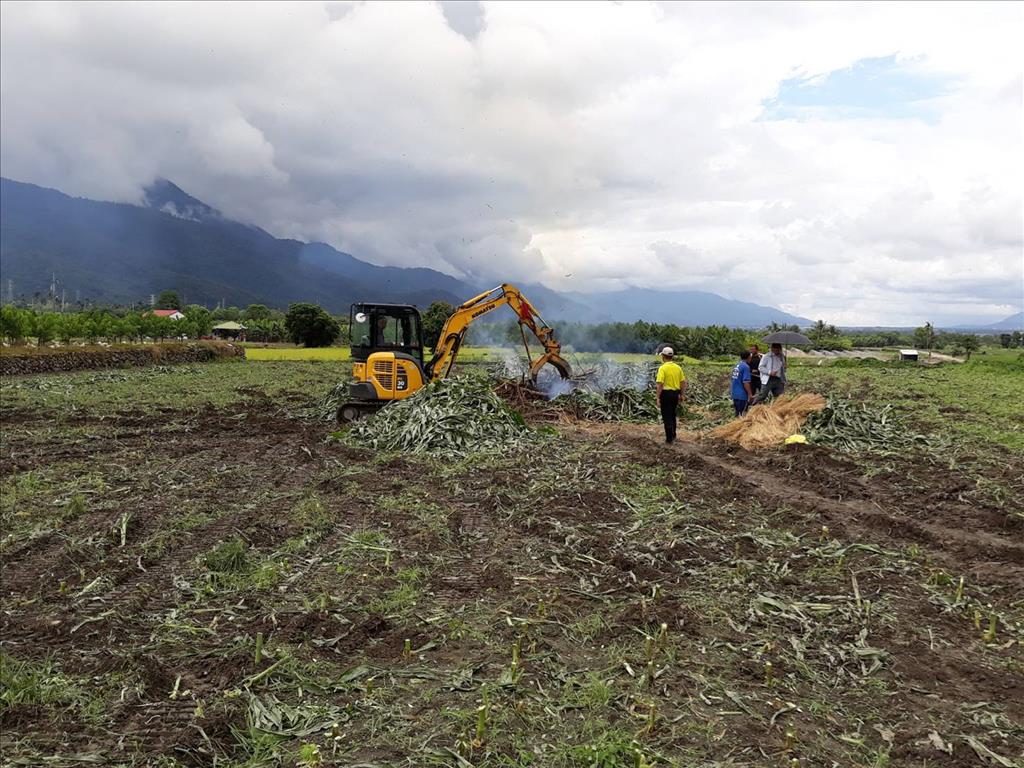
[710,393,827,449]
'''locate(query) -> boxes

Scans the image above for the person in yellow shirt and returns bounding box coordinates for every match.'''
[655,346,686,443]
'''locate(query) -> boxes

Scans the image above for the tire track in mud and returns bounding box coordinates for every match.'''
[577,425,1024,720]
[583,422,1024,578]
[691,446,1024,567]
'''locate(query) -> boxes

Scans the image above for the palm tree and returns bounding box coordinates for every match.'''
[811,319,827,345]
[913,322,936,350]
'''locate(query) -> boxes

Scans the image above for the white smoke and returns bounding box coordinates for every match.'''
[497,347,527,379]
[463,319,659,400]
[533,358,658,400]
[539,374,574,400]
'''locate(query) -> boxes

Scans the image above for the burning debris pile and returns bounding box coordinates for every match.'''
[492,360,664,422]
[573,360,659,391]
[487,358,740,424]
[547,387,660,422]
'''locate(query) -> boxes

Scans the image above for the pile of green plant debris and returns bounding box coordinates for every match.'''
[548,386,659,422]
[804,399,936,454]
[682,375,731,411]
[303,382,349,421]
[337,377,536,457]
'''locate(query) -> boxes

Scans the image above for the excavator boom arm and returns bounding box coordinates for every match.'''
[425,284,571,381]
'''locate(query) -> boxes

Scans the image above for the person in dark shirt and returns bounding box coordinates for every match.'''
[748,344,762,398]
[730,351,753,416]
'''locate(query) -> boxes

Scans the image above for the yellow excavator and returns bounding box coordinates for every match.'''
[337,283,572,422]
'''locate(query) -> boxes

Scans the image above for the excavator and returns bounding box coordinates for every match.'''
[337,283,572,422]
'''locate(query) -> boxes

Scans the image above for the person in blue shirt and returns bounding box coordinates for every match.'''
[730,351,753,417]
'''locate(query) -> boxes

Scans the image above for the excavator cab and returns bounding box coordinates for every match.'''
[342,303,427,422]
[350,303,425,365]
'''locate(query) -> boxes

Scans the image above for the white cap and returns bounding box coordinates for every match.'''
[661,346,674,356]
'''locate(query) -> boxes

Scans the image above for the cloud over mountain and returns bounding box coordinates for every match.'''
[1,1,1020,326]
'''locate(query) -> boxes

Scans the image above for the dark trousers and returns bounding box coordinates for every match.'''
[660,390,680,443]
[752,376,785,404]
[733,398,749,417]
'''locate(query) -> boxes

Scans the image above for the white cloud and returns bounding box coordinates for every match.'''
[1,0,1021,325]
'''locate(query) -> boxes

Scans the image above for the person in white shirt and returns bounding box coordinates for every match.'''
[751,343,786,404]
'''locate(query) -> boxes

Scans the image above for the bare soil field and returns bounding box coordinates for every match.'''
[1,360,1022,767]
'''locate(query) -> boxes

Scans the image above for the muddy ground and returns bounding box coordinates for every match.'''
[1,364,1022,767]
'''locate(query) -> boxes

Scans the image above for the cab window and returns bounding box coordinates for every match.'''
[374,316,399,346]
[352,311,371,347]
[375,314,421,349]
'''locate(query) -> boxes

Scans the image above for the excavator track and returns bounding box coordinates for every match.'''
[336,401,384,424]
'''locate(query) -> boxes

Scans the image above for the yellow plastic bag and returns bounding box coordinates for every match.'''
[784,434,807,445]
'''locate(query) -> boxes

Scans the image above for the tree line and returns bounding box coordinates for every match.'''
[3,292,1006,359]
[458,315,842,358]
[0,303,352,348]
[0,305,211,346]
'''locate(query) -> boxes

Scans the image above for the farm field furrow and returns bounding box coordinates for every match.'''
[1,358,1022,768]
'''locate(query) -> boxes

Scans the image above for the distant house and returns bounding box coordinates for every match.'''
[212,321,246,340]
[899,349,919,362]
[151,309,185,320]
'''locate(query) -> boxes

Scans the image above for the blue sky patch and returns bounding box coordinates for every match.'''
[762,54,952,123]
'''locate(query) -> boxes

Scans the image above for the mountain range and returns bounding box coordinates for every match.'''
[2,176,818,327]
[981,312,1024,331]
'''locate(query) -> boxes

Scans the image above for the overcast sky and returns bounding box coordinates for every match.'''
[1,1,1021,325]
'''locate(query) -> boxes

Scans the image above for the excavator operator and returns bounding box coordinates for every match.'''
[374,316,391,346]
